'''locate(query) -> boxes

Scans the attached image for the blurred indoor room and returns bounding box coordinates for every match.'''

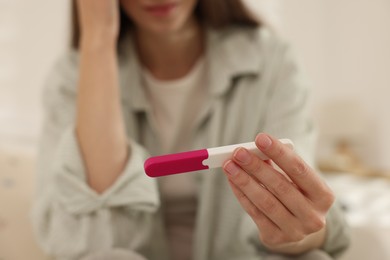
[1,0,389,259]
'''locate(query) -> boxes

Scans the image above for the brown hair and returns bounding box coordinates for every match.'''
[71,0,260,49]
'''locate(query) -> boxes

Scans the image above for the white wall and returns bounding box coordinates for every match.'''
[279,0,390,171]
[0,0,69,152]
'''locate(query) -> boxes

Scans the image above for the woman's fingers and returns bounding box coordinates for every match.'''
[228,180,279,231]
[232,147,326,233]
[227,180,298,247]
[223,160,303,239]
[255,133,335,209]
[229,180,301,248]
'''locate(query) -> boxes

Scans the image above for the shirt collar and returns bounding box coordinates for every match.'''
[119,26,263,111]
[206,27,263,96]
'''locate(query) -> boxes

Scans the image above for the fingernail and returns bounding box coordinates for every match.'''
[224,160,240,176]
[257,134,272,150]
[234,148,251,164]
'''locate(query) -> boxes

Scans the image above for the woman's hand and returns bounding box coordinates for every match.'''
[223,133,334,255]
[76,0,120,48]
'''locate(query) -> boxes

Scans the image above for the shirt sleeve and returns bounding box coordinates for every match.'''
[31,52,159,260]
[257,38,351,257]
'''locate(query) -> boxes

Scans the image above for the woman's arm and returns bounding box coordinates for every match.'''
[32,52,160,259]
[32,3,161,257]
[75,0,128,193]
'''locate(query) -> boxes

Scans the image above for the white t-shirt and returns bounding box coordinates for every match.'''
[142,58,207,260]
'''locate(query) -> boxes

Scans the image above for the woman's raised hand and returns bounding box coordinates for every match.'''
[223,133,334,254]
[76,0,120,47]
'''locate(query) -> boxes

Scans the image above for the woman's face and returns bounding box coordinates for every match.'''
[120,0,199,35]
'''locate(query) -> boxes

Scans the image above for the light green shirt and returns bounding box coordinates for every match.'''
[32,26,350,260]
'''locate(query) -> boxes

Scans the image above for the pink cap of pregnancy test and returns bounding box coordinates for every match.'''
[144,149,209,177]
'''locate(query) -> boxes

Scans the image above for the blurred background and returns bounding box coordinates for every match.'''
[0,0,389,259]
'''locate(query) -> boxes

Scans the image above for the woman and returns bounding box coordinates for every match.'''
[33,0,349,259]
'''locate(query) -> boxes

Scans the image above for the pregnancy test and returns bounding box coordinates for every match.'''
[144,139,294,178]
